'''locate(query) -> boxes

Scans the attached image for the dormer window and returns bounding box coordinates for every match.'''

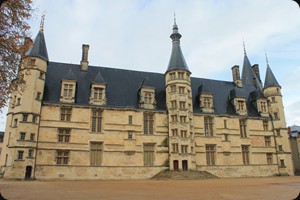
[257,99,269,117]
[139,87,156,109]
[60,80,76,103]
[233,98,247,115]
[89,84,107,106]
[199,94,214,113]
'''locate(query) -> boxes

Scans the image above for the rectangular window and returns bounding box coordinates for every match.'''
[56,150,69,165]
[60,107,72,121]
[179,101,186,110]
[16,98,21,105]
[20,132,26,140]
[171,115,177,123]
[29,58,36,66]
[58,129,70,142]
[280,159,285,167]
[39,71,45,79]
[144,113,154,134]
[63,83,74,98]
[271,97,276,103]
[170,85,176,92]
[274,112,279,120]
[181,145,188,154]
[180,116,186,123]
[224,120,227,128]
[30,133,35,141]
[170,72,176,80]
[128,115,133,124]
[278,145,283,151]
[144,92,153,104]
[144,144,155,166]
[32,115,37,123]
[179,87,185,94]
[276,129,280,137]
[224,134,229,141]
[265,136,271,147]
[22,114,28,122]
[260,102,267,112]
[206,145,216,165]
[204,116,214,137]
[36,92,41,100]
[171,100,176,109]
[238,100,245,111]
[91,109,102,132]
[266,153,273,165]
[172,143,178,152]
[14,119,18,127]
[242,145,250,165]
[172,129,178,136]
[90,142,103,166]
[181,130,187,138]
[93,87,103,100]
[240,119,247,138]
[203,97,212,108]
[263,121,268,131]
[17,151,24,160]
[128,131,133,139]
[28,149,34,157]
[178,72,184,79]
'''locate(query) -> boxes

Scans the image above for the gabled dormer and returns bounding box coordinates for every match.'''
[60,68,76,103]
[139,78,156,109]
[249,90,269,117]
[198,84,214,113]
[229,88,247,116]
[89,71,107,105]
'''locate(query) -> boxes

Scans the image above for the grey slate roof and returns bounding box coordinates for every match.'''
[166,22,190,73]
[93,71,106,84]
[26,31,49,62]
[264,66,280,88]
[241,54,262,90]
[43,62,261,117]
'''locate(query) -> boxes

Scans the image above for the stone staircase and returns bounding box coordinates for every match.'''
[151,170,218,180]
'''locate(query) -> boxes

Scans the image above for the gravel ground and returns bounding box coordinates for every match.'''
[0,176,299,200]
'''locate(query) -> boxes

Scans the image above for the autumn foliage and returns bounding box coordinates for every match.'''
[0,0,33,109]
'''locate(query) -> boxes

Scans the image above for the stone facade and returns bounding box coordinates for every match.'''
[0,20,294,180]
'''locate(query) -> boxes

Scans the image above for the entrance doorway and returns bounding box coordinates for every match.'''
[173,160,179,171]
[25,166,32,180]
[182,160,188,171]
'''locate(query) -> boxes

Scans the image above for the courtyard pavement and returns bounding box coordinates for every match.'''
[0,176,299,200]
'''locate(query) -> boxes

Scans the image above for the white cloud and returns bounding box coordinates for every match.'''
[1,0,300,130]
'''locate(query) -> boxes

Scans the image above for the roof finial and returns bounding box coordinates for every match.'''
[265,50,270,68]
[174,12,177,25]
[40,11,46,32]
[243,40,247,55]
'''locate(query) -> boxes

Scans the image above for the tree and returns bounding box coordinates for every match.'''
[0,0,34,109]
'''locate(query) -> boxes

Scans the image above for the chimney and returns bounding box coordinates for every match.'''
[252,64,262,84]
[80,44,89,71]
[231,65,242,88]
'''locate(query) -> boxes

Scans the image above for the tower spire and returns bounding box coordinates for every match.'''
[243,40,247,55]
[40,12,46,32]
[265,51,270,68]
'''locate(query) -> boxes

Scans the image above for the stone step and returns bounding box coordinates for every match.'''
[151,170,218,180]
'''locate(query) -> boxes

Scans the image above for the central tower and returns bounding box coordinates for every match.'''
[165,18,195,171]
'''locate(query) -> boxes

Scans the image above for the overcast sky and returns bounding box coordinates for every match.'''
[1,0,300,131]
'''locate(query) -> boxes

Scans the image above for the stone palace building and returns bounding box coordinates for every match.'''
[0,18,294,180]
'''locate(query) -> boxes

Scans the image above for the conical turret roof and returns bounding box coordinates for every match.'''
[241,52,262,90]
[166,18,190,73]
[264,66,280,88]
[26,31,49,62]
